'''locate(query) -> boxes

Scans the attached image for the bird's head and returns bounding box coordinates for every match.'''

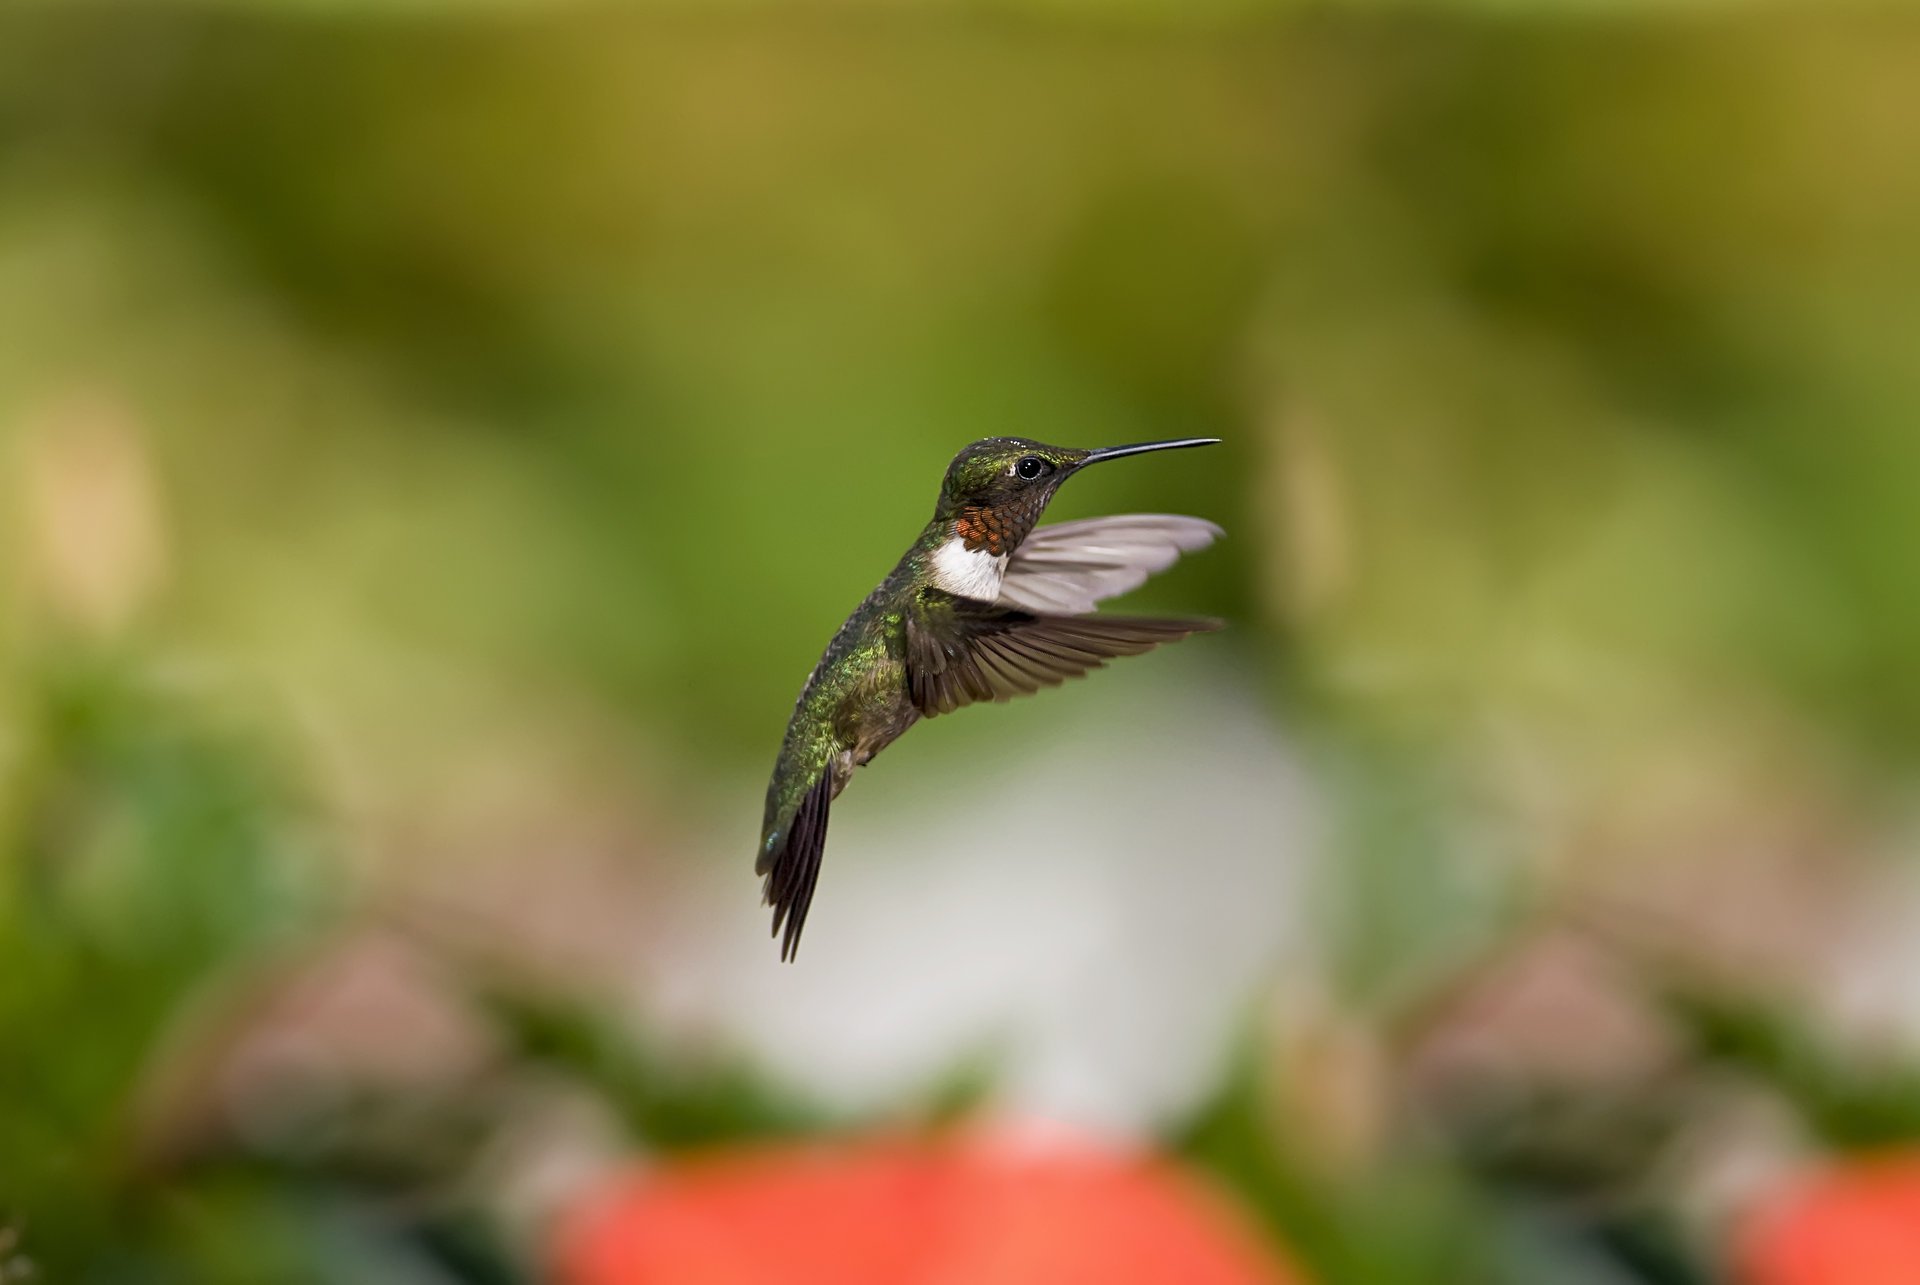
[932,436,1218,554]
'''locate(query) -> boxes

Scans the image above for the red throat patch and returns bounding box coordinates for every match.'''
[954,505,1013,555]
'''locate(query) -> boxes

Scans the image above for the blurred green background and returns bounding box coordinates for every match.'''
[4,2,1920,1282]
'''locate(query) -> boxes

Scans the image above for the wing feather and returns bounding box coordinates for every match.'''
[997,514,1222,615]
[907,592,1220,717]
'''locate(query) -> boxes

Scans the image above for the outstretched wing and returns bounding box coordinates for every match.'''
[758,771,834,962]
[907,591,1220,717]
[996,514,1222,616]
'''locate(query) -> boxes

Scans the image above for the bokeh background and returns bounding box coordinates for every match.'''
[4,2,1920,1282]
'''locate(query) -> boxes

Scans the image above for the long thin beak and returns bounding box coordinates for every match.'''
[1077,437,1221,468]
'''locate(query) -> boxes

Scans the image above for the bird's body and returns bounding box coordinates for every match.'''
[758,436,1223,959]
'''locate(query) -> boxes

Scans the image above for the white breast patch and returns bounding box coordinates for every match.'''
[929,535,1008,601]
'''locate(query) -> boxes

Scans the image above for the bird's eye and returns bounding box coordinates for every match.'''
[1015,456,1049,480]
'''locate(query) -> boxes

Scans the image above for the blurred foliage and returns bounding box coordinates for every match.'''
[1665,984,1920,1152]
[0,649,346,1281]
[480,984,835,1150]
[482,980,1002,1149]
[1179,1041,1501,1285]
[0,650,996,1282]
[3,4,1917,780]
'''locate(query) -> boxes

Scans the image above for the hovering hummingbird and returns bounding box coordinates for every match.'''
[757,436,1224,960]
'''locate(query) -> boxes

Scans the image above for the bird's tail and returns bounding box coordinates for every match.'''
[756,771,834,962]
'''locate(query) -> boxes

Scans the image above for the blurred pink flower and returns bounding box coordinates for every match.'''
[1736,1153,1920,1285]
[553,1131,1301,1285]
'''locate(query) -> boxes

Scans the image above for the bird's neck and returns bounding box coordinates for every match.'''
[949,502,1018,555]
[923,508,1012,600]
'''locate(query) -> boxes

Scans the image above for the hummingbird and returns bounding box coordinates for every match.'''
[757,436,1224,960]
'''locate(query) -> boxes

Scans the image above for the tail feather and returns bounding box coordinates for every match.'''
[761,772,834,962]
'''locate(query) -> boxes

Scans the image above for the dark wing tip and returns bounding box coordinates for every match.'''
[761,772,834,962]
[1118,613,1226,637]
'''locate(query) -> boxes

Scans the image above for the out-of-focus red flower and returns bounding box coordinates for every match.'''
[1735,1153,1920,1285]
[553,1131,1302,1285]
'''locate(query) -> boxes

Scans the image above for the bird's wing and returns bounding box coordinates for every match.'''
[759,770,833,962]
[996,514,1222,616]
[906,590,1220,717]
